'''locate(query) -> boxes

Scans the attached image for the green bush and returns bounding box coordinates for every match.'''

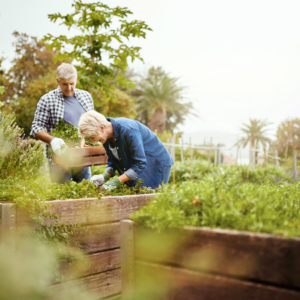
[132,166,298,237]
[171,160,292,184]
[0,113,45,179]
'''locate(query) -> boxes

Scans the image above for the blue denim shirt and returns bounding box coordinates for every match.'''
[104,118,173,189]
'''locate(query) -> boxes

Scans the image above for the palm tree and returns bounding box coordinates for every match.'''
[135,67,195,133]
[239,119,272,164]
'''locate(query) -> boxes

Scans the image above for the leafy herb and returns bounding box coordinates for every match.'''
[131,167,300,238]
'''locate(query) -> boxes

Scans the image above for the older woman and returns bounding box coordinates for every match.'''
[78,111,173,190]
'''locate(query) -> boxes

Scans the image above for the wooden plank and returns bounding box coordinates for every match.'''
[67,146,107,156]
[134,226,300,289]
[53,152,107,168]
[2,203,16,250]
[135,261,300,300]
[59,249,121,281]
[16,194,155,227]
[72,223,121,253]
[120,220,135,297]
[49,268,121,300]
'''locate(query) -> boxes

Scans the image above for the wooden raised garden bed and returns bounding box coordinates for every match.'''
[0,194,155,300]
[53,146,108,168]
[121,220,300,300]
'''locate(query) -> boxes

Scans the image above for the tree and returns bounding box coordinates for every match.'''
[135,67,195,133]
[1,32,63,113]
[0,32,65,134]
[44,0,152,101]
[11,70,58,136]
[239,119,272,164]
[89,87,136,119]
[276,118,300,159]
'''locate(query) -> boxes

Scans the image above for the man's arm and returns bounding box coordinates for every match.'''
[36,130,54,144]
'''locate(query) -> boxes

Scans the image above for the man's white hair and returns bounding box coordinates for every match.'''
[79,111,109,138]
[57,63,77,80]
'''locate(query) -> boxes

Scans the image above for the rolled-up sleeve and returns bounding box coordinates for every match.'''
[124,129,147,177]
[30,96,49,137]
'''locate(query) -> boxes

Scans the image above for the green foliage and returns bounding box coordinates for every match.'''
[131,166,299,237]
[99,179,160,196]
[135,66,196,133]
[172,160,291,184]
[50,119,82,147]
[91,164,107,175]
[0,113,45,179]
[50,119,100,148]
[0,238,98,300]
[44,0,152,101]
[0,86,4,95]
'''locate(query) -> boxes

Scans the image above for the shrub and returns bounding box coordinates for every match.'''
[132,167,298,237]
[0,113,45,179]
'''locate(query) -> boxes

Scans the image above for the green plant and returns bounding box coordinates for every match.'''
[0,237,98,300]
[0,113,45,179]
[131,167,299,237]
[99,178,160,197]
[171,161,292,184]
[44,1,152,101]
[50,119,100,149]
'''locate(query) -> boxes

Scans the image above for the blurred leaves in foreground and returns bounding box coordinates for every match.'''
[0,238,97,300]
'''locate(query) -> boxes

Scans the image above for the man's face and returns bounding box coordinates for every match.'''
[57,77,77,97]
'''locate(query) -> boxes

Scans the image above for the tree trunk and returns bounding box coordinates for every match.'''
[148,108,166,134]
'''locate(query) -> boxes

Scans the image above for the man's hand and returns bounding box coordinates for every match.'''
[50,138,66,156]
[100,177,121,192]
[91,173,110,187]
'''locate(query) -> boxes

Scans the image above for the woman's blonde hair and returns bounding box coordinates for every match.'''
[78,111,109,138]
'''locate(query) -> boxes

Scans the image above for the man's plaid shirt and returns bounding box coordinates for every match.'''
[30,86,94,159]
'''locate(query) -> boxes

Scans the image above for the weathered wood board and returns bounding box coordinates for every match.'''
[53,146,108,169]
[73,222,121,253]
[49,268,121,300]
[59,249,120,281]
[135,261,300,300]
[2,195,155,300]
[134,226,300,290]
[16,194,155,227]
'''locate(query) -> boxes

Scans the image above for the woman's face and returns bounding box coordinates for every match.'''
[90,127,106,144]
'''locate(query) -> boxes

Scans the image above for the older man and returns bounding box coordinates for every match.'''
[30,63,94,183]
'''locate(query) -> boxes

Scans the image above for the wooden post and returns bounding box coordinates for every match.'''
[214,149,217,167]
[181,138,184,164]
[190,137,193,180]
[2,203,16,251]
[121,220,135,298]
[208,137,212,164]
[236,140,239,166]
[275,150,279,166]
[216,144,221,166]
[293,151,297,181]
[171,133,176,161]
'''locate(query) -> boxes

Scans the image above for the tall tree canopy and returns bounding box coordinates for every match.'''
[238,118,272,163]
[135,67,195,133]
[276,118,300,158]
[44,0,152,103]
[2,31,62,106]
[1,31,137,135]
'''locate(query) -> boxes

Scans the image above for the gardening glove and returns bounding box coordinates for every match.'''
[50,138,66,156]
[100,177,121,192]
[91,173,110,187]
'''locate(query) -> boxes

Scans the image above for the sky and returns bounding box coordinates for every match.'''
[1,0,300,139]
